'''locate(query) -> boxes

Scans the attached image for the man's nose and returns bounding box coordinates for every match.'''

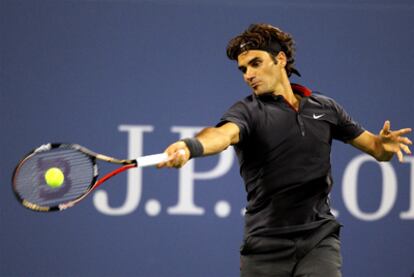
[244,68,255,82]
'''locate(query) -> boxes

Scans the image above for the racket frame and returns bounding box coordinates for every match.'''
[12,143,165,212]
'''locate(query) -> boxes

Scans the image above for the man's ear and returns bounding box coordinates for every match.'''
[276,51,287,67]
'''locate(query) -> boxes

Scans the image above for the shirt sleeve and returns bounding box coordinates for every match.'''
[216,100,253,145]
[331,100,365,142]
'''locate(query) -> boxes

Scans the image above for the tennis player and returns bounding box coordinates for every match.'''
[158,23,412,277]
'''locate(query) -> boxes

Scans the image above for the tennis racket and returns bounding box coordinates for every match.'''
[12,143,174,212]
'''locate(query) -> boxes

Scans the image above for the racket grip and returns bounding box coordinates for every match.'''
[136,153,169,167]
[136,150,186,167]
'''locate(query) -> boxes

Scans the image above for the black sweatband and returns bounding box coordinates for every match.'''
[239,39,282,57]
[181,138,204,158]
[238,40,301,77]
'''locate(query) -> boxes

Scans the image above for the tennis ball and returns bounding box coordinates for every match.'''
[44,167,65,188]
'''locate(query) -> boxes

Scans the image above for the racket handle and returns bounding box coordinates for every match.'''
[136,153,169,167]
[136,150,186,167]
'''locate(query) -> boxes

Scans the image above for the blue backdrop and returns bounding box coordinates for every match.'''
[1,0,413,276]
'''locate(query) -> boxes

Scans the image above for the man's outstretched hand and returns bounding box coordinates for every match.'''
[379,120,412,162]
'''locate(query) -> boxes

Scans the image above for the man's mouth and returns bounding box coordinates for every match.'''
[250,82,260,89]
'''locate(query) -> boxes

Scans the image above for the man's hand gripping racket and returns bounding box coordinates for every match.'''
[12,143,184,212]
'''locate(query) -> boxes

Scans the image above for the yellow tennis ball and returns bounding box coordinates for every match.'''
[44,167,65,188]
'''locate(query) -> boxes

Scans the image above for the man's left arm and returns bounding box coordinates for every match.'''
[350,120,412,162]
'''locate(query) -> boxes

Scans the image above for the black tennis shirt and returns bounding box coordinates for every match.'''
[218,84,364,240]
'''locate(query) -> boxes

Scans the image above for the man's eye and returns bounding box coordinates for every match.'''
[252,61,261,67]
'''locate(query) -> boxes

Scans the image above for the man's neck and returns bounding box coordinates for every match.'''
[272,74,300,110]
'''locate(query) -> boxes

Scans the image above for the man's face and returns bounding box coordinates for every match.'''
[237,50,284,95]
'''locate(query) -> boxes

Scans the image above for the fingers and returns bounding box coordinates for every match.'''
[393,128,412,137]
[168,149,188,168]
[391,128,412,163]
[380,120,411,141]
[400,143,412,155]
[396,132,412,163]
[382,120,391,134]
[397,150,404,163]
[379,121,412,162]
[395,140,412,163]
[398,136,413,145]
[381,120,411,138]
[157,142,190,169]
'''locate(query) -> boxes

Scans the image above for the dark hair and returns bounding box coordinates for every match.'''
[226,23,298,77]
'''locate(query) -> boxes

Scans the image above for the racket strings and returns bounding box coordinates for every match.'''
[13,148,95,207]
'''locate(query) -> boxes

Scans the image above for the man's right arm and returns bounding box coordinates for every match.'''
[157,122,240,168]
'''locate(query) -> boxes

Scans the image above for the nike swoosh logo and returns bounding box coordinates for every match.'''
[313,113,325,119]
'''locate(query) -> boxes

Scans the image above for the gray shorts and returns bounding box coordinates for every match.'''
[240,225,342,277]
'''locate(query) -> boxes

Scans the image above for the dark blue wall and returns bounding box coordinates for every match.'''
[1,1,413,276]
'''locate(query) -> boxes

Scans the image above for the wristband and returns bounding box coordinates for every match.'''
[181,138,204,158]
